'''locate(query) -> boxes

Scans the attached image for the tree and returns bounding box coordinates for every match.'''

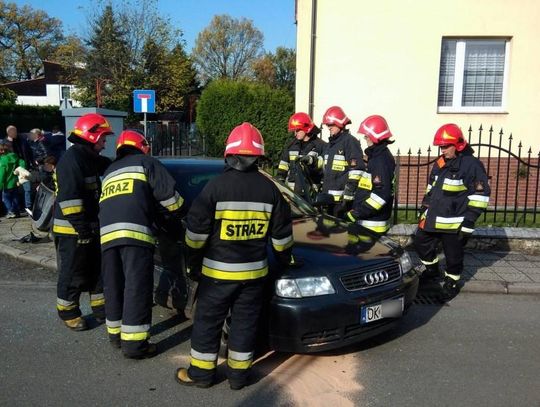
[192,14,264,83]
[0,86,16,104]
[253,47,296,94]
[0,0,64,81]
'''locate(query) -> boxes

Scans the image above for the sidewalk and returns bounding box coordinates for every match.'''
[1,216,539,294]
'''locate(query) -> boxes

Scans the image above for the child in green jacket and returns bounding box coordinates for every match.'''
[0,140,25,218]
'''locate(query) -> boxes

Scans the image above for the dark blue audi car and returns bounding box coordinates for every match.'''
[160,157,419,353]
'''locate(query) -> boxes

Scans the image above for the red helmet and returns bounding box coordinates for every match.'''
[288,112,315,133]
[358,115,393,143]
[70,113,113,144]
[322,106,351,128]
[433,123,467,152]
[224,122,265,157]
[116,130,150,154]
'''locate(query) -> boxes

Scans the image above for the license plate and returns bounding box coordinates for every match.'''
[361,297,404,324]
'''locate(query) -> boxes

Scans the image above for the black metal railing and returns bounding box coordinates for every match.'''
[394,125,540,227]
[147,122,205,157]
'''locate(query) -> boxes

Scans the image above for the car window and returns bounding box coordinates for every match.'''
[261,171,318,218]
[165,164,223,206]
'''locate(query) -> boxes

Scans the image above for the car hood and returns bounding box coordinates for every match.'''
[273,214,402,278]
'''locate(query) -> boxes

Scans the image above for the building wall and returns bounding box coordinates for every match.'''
[296,0,540,154]
[16,84,79,107]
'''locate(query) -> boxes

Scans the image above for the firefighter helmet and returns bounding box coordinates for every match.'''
[358,115,393,143]
[224,122,265,157]
[116,129,150,154]
[433,123,467,152]
[288,112,315,133]
[70,113,113,144]
[322,106,351,128]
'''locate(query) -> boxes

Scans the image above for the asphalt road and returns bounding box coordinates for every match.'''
[1,256,539,407]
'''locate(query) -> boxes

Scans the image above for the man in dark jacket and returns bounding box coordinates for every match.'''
[414,123,490,300]
[53,113,113,331]
[175,122,294,390]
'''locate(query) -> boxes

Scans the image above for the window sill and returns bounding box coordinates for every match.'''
[438,107,508,114]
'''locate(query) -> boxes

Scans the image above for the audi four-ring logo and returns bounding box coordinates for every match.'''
[364,270,389,285]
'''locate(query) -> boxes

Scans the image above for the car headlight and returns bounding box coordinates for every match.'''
[399,251,413,273]
[275,277,336,298]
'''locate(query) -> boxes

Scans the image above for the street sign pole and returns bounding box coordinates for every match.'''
[144,112,147,138]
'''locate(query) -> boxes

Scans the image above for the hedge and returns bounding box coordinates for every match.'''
[0,105,64,134]
[196,79,294,165]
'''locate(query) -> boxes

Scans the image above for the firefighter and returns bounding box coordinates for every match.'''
[414,123,490,299]
[53,113,113,331]
[175,122,293,390]
[276,112,326,198]
[320,106,366,217]
[99,130,184,359]
[345,115,396,241]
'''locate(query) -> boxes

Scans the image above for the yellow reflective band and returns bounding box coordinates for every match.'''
[421,258,439,265]
[359,178,372,190]
[202,265,268,281]
[332,163,346,172]
[348,174,361,181]
[56,303,78,311]
[346,211,356,222]
[435,222,461,230]
[278,164,289,171]
[220,220,269,241]
[228,358,253,370]
[90,298,105,307]
[165,196,184,212]
[107,326,121,335]
[191,357,216,370]
[186,236,206,249]
[52,225,78,235]
[103,172,147,186]
[366,197,383,210]
[363,224,390,233]
[61,206,84,215]
[100,179,134,202]
[121,331,150,341]
[101,230,156,245]
[442,184,468,192]
[348,234,372,243]
[468,201,489,209]
[273,239,293,252]
[215,210,270,221]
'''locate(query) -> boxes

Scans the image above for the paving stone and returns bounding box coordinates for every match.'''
[471,271,504,281]
[508,261,540,269]
[494,272,532,282]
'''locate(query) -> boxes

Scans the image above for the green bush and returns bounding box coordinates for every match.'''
[0,104,63,134]
[196,79,294,164]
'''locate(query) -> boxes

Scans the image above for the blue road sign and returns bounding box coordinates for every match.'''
[133,89,156,113]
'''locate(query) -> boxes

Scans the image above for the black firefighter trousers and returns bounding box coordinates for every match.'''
[414,229,465,277]
[102,245,154,357]
[188,276,265,386]
[55,236,104,321]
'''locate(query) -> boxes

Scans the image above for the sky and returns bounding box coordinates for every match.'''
[11,0,297,52]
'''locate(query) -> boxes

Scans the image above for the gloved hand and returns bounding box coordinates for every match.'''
[299,154,315,166]
[287,255,304,268]
[458,219,475,244]
[417,205,428,219]
[186,265,202,282]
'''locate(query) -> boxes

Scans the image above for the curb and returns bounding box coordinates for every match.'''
[0,243,57,272]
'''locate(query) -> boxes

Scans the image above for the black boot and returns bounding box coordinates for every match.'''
[441,275,460,300]
[124,342,158,359]
[420,263,440,283]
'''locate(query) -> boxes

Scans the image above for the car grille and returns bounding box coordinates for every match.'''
[339,259,401,291]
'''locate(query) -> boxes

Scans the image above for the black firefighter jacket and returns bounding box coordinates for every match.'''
[98,153,184,251]
[322,130,366,201]
[52,143,111,238]
[348,143,396,234]
[419,147,490,233]
[185,166,293,282]
[277,130,326,188]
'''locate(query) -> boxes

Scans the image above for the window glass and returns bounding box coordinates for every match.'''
[437,40,456,107]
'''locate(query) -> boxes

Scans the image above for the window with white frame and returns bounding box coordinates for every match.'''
[437,38,510,113]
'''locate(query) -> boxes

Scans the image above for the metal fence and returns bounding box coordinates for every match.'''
[394,125,540,226]
[147,122,205,157]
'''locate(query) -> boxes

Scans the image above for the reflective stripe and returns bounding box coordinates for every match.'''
[185,229,209,249]
[102,166,146,184]
[420,258,439,265]
[90,293,104,300]
[346,211,357,222]
[359,219,390,233]
[445,271,460,281]
[106,319,122,328]
[366,192,386,210]
[59,199,84,215]
[442,178,467,192]
[191,349,218,361]
[56,298,77,311]
[228,358,252,370]
[328,190,343,201]
[278,160,289,171]
[228,350,254,360]
[203,258,267,271]
[215,210,271,221]
[287,182,295,189]
[348,233,373,243]
[348,170,362,180]
[468,194,489,208]
[461,226,475,233]
[122,324,151,332]
[333,154,345,161]
[435,216,464,230]
[100,223,155,245]
[272,235,293,251]
[108,326,121,335]
[358,171,372,190]
[317,156,324,169]
[160,192,184,211]
[190,349,218,370]
[90,293,105,307]
[202,266,268,280]
[289,151,299,161]
[52,219,77,235]
[121,331,150,341]
[426,184,433,193]
[216,201,273,212]
[191,357,217,370]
